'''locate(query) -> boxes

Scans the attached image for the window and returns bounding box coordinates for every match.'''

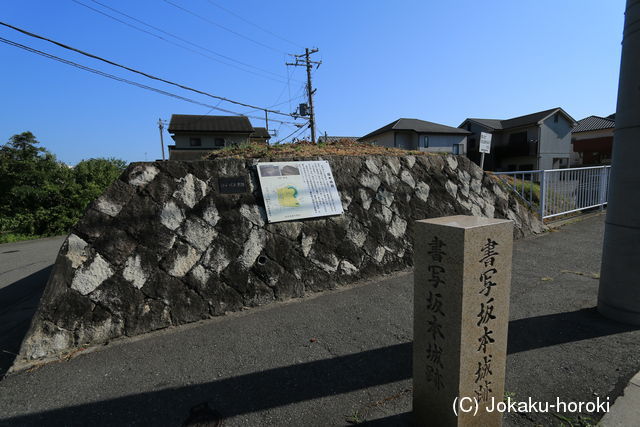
[421,135,429,148]
[214,138,225,147]
[189,137,202,147]
[554,113,559,123]
[508,132,527,144]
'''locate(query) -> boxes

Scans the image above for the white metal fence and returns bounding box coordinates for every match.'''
[494,165,611,219]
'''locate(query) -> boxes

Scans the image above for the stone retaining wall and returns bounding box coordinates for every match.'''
[12,154,544,371]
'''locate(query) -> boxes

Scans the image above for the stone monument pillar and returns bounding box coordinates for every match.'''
[598,0,640,325]
[413,216,513,427]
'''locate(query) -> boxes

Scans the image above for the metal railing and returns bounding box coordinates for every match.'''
[494,165,611,219]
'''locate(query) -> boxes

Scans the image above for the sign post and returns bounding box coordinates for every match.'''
[479,132,492,170]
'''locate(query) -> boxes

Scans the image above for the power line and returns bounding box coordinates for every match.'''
[0,21,297,118]
[163,0,286,55]
[206,0,303,49]
[241,93,306,115]
[74,0,297,85]
[273,124,309,144]
[0,36,298,125]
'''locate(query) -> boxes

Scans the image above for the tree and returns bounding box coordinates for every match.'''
[72,158,128,211]
[1,131,45,161]
[0,132,128,240]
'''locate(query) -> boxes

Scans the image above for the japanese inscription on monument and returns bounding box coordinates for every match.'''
[413,215,513,427]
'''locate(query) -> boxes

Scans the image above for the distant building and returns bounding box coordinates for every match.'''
[167,114,257,160]
[571,114,615,166]
[250,127,271,145]
[318,135,360,143]
[459,107,577,171]
[358,118,470,154]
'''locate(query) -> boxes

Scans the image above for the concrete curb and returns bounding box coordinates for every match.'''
[599,371,640,426]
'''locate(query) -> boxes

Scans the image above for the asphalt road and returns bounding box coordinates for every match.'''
[0,236,66,378]
[1,214,639,426]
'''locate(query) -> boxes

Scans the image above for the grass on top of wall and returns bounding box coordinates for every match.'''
[205,139,435,159]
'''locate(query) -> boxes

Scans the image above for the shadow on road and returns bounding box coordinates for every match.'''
[507,307,639,354]
[0,266,51,377]
[2,306,639,425]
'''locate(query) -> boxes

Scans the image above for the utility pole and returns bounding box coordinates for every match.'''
[287,48,321,143]
[598,0,640,325]
[158,118,166,161]
[264,109,269,133]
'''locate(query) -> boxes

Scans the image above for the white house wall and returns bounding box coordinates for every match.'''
[171,133,250,148]
[539,114,573,170]
[415,134,467,154]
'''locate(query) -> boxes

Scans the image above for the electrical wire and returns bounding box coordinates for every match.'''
[272,123,309,144]
[75,0,297,84]
[0,21,297,118]
[163,0,286,55]
[0,36,298,125]
[206,0,303,49]
[241,93,306,116]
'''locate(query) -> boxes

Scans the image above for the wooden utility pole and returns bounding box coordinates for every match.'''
[264,109,269,133]
[287,48,321,143]
[158,118,166,161]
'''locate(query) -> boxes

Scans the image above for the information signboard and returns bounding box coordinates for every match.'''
[256,160,344,223]
[479,132,492,154]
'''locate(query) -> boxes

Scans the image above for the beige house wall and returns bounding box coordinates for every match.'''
[168,148,215,161]
[572,128,614,141]
[360,131,395,148]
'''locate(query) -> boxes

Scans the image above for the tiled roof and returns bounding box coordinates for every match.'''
[360,118,470,140]
[318,136,359,143]
[251,127,271,139]
[572,115,615,133]
[464,108,577,131]
[168,114,254,133]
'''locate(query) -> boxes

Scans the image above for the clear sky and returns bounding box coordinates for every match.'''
[0,0,626,165]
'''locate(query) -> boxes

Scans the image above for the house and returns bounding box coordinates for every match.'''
[571,114,615,166]
[250,127,271,145]
[358,118,470,154]
[459,107,577,171]
[167,114,255,160]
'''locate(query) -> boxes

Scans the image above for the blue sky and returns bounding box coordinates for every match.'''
[0,0,626,165]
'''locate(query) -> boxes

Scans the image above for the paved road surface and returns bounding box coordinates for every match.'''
[0,236,66,377]
[1,215,639,426]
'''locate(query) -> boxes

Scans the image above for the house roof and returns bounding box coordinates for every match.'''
[250,127,271,139]
[318,135,360,143]
[463,107,577,131]
[168,114,254,133]
[360,118,470,140]
[572,115,616,133]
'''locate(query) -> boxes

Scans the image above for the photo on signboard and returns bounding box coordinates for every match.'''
[259,164,281,177]
[280,165,301,176]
